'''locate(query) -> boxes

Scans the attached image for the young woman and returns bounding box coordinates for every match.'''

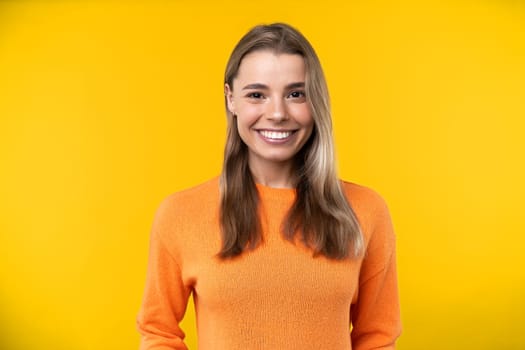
[137,23,401,349]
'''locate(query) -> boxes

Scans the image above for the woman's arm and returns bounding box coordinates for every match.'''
[137,201,192,350]
[350,195,402,349]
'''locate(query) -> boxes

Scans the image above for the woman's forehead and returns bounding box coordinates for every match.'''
[234,51,305,88]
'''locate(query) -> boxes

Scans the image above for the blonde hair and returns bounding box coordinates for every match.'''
[219,23,363,259]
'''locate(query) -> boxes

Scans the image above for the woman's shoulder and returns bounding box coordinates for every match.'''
[340,180,388,208]
[164,176,219,202]
[340,180,392,226]
[165,176,219,201]
[340,180,396,251]
[149,177,221,254]
[154,176,220,222]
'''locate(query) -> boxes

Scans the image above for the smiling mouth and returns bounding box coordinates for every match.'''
[258,130,295,140]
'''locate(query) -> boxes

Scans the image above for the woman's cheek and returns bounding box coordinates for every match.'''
[288,104,312,124]
[242,104,265,122]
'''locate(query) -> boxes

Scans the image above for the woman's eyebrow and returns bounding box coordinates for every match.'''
[242,82,305,90]
[242,83,268,90]
[286,82,305,89]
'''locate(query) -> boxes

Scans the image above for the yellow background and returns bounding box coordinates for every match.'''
[1,0,524,349]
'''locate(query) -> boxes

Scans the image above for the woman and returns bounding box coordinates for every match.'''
[137,23,401,349]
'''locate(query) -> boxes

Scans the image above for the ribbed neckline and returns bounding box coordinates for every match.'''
[255,182,296,202]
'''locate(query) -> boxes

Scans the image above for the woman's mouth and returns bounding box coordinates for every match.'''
[259,130,293,140]
[256,129,297,144]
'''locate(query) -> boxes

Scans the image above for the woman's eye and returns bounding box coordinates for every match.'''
[289,91,305,98]
[248,92,263,99]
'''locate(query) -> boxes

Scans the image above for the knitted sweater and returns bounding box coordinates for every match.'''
[137,177,401,349]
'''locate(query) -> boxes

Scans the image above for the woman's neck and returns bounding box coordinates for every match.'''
[248,158,297,189]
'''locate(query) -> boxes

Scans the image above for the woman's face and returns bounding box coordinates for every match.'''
[225,50,314,173]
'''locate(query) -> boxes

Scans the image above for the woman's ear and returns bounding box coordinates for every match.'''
[224,83,235,115]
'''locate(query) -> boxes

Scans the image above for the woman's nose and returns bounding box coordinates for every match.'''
[269,98,287,121]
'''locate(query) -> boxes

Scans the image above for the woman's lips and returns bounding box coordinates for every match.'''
[256,129,297,143]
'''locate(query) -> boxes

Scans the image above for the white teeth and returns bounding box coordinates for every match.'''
[259,130,292,140]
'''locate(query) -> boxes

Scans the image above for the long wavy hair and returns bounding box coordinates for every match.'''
[219,23,363,260]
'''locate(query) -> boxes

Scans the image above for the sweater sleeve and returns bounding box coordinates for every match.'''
[350,194,402,349]
[137,199,192,350]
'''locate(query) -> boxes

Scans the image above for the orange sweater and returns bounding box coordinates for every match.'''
[137,177,401,349]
